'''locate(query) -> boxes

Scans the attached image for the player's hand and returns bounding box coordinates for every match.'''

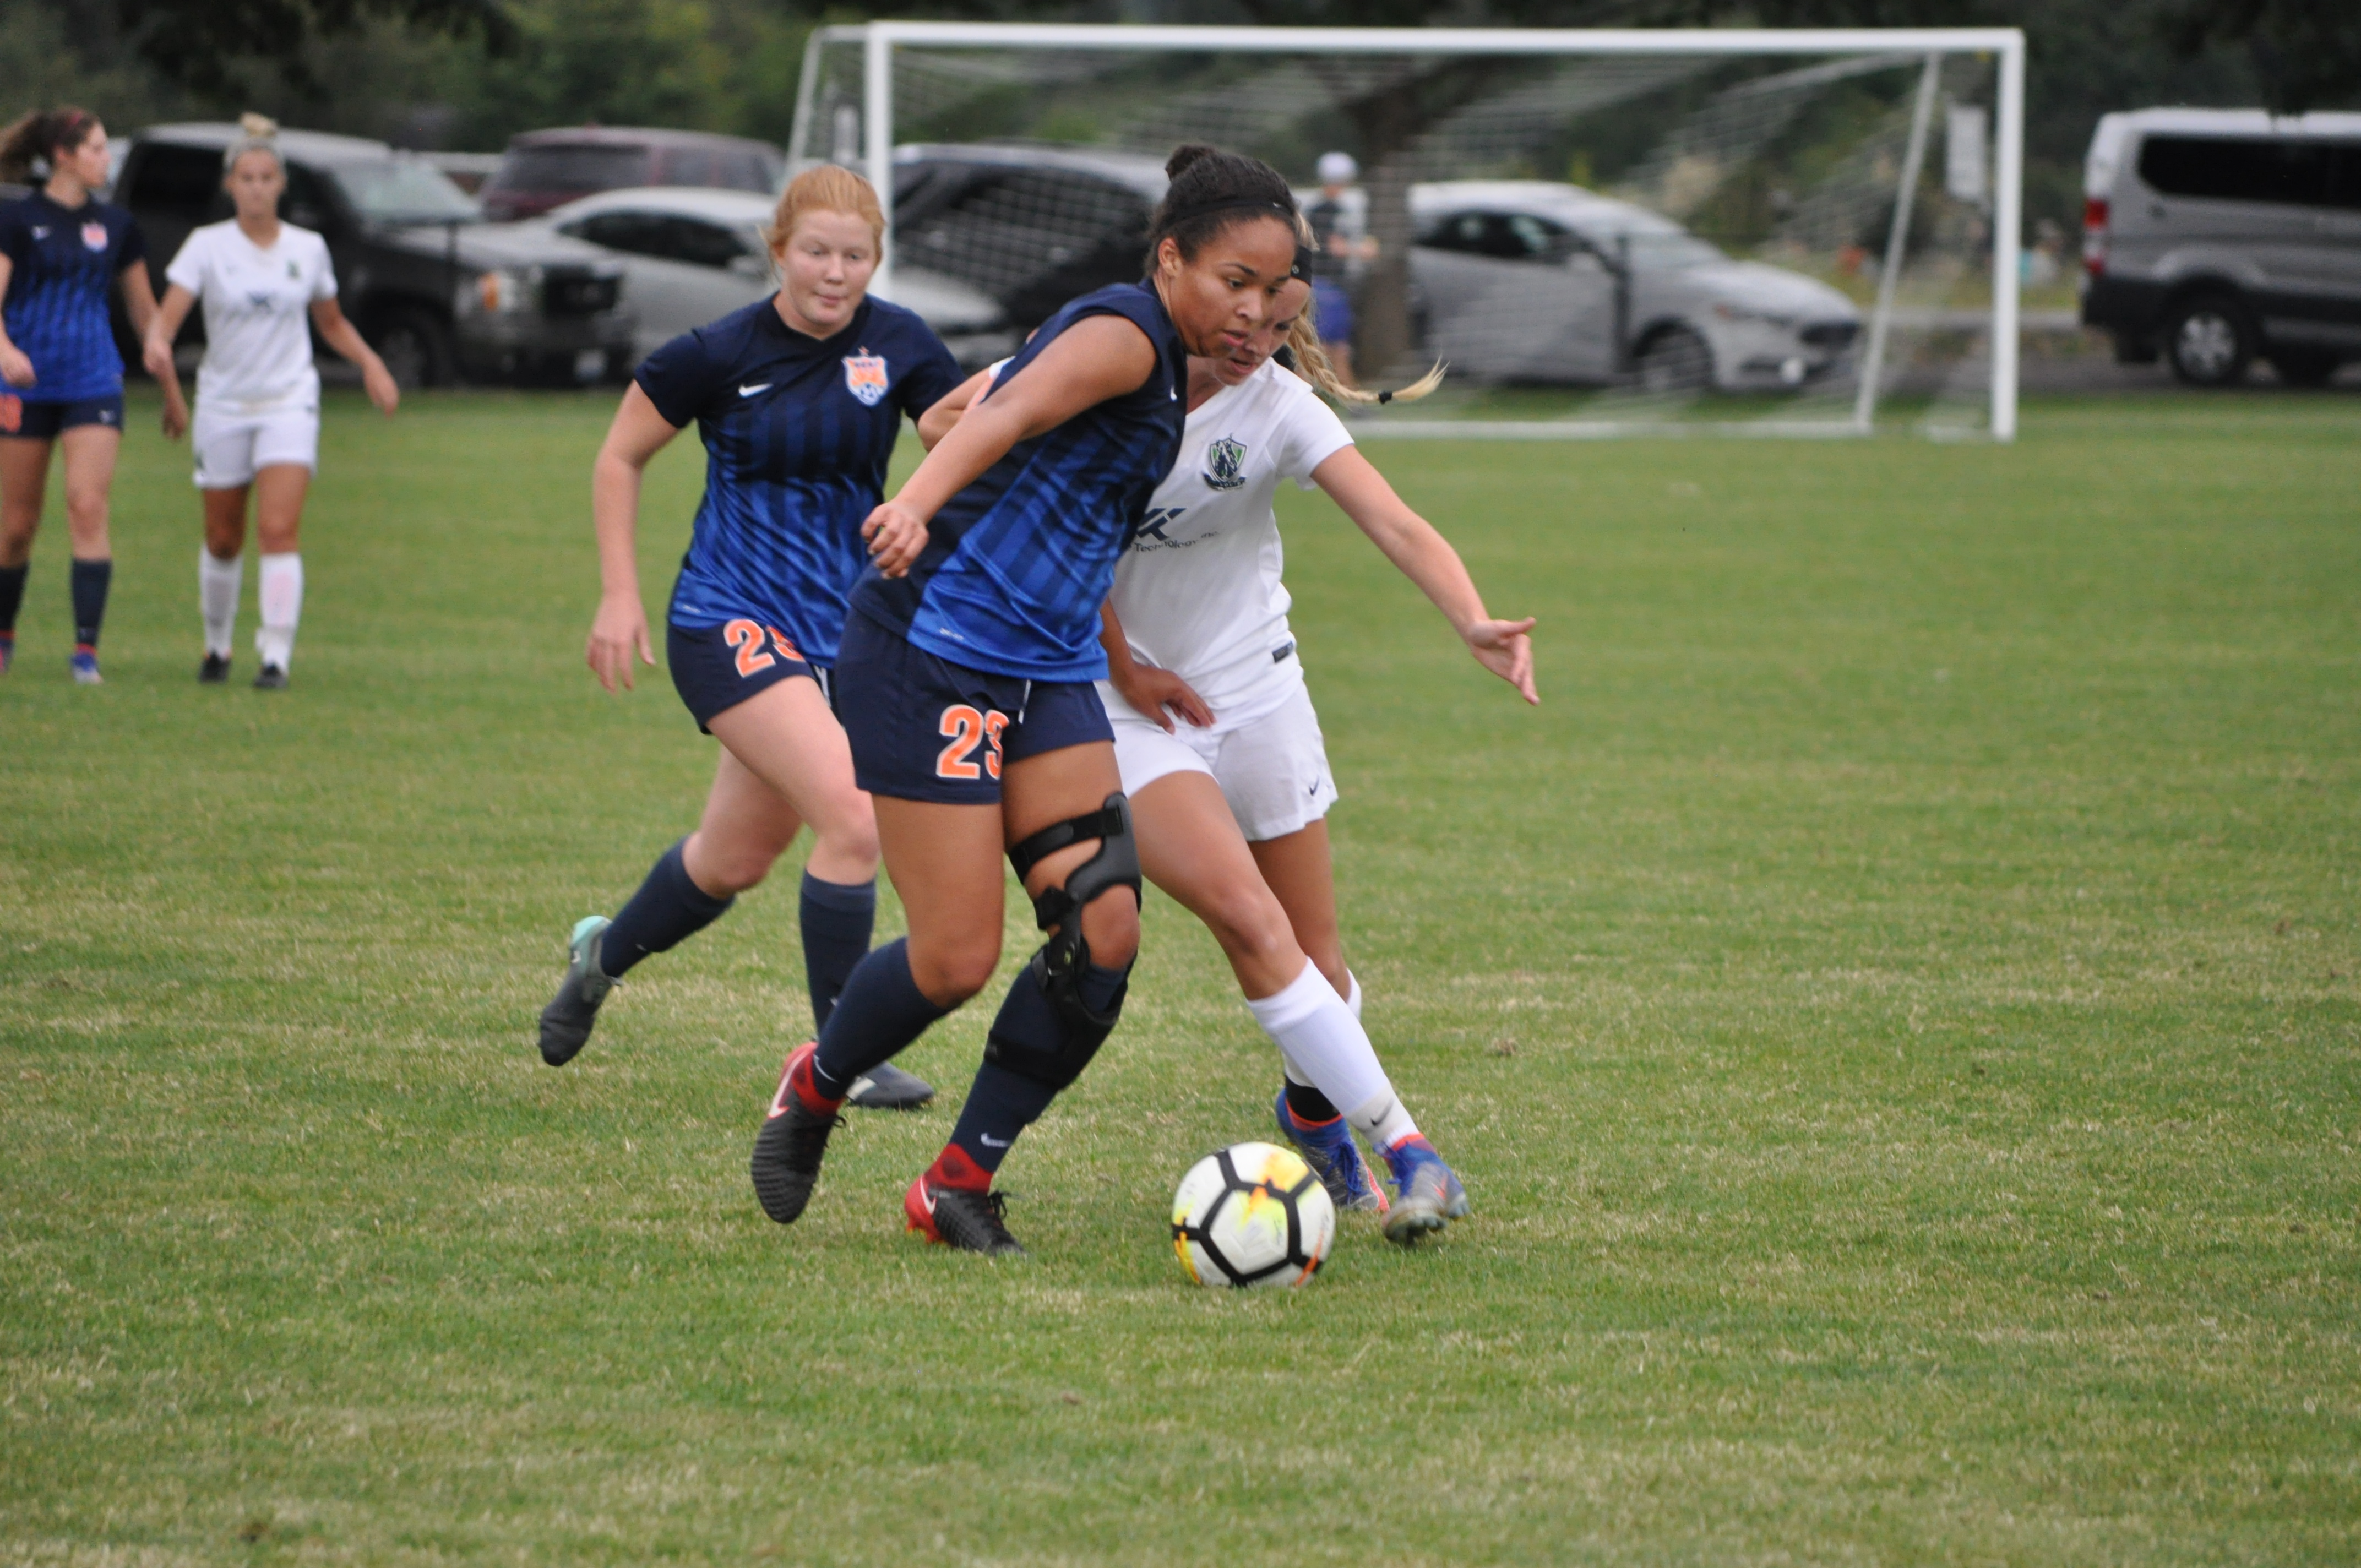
[861,500,928,578]
[1116,663,1213,732]
[159,393,188,441]
[363,360,400,417]
[141,335,175,384]
[1464,616,1537,704]
[586,592,654,693]
[0,344,35,387]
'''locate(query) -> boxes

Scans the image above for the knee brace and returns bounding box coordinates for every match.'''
[983,792,1143,1090]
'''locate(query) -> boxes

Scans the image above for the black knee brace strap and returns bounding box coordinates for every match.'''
[985,792,1142,1090]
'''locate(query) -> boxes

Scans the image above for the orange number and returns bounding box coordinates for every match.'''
[982,711,1008,780]
[766,625,803,663]
[935,705,984,780]
[725,619,775,678]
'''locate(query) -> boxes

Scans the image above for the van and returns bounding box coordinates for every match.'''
[2081,108,2361,386]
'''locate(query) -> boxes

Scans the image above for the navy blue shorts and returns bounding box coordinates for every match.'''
[1311,279,1354,346]
[835,610,1113,805]
[0,393,124,440]
[668,617,828,733]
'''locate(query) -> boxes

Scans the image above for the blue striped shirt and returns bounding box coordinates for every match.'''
[635,295,961,666]
[0,192,145,402]
[852,282,1188,682]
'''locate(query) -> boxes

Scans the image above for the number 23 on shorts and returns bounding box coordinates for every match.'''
[724,618,802,678]
[935,703,1009,781]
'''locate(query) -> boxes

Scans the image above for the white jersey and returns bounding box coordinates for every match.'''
[1108,358,1353,723]
[165,220,337,412]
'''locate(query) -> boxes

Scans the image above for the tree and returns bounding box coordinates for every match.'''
[116,0,515,99]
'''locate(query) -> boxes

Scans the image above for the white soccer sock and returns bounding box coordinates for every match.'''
[1345,970,1363,1021]
[256,552,303,670]
[1247,959,1420,1150]
[199,548,242,657]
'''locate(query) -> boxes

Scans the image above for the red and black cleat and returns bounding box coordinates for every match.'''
[749,1042,844,1224]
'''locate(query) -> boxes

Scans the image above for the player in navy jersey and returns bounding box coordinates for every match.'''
[0,108,182,683]
[748,145,1308,1257]
[537,165,961,1110]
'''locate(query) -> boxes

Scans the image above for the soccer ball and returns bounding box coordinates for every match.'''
[1170,1141,1335,1288]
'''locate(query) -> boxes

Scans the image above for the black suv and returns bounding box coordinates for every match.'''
[890,144,1167,332]
[117,123,635,386]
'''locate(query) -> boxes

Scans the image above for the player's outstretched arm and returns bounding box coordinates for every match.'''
[309,299,399,417]
[1308,445,1537,705]
[1100,602,1213,732]
[142,281,197,440]
[916,366,992,451]
[863,315,1155,576]
[585,383,683,692]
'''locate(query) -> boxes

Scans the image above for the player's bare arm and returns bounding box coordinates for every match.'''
[1308,444,1538,705]
[916,366,992,450]
[309,298,399,417]
[1099,601,1212,732]
[585,383,684,692]
[0,254,31,386]
[142,281,197,439]
[863,316,1157,575]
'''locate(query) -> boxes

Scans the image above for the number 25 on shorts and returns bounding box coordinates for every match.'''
[935,704,1009,781]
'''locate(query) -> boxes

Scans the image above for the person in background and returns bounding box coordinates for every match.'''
[1302,151,1378,390]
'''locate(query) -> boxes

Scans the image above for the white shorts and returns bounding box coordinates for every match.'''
[1104,680,1340,843]
[192,404,319,489]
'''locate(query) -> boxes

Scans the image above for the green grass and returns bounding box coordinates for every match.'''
[4,389,2358,1565]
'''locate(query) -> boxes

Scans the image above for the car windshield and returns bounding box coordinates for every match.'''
[1584,211,1726,268]
[331,159,480,223]
[494,146,648,194]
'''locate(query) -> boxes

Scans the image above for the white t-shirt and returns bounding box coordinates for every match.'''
[165,221,337,412]
[1106,358,1354,724]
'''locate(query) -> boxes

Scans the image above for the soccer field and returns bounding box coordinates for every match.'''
[4,389,2357,1565]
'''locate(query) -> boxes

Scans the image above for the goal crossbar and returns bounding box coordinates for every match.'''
[798,21,2027,441]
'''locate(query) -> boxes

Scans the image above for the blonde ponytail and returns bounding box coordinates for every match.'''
[1283,213,1443,406]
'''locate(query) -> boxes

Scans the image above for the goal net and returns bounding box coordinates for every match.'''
[791,23,2025,440]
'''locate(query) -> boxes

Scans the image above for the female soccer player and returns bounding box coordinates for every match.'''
[0,107,179,683]
[918,279,1532,1244]
[142,116,399,689]
[746,144,1304,1257]
[539,164,960,1111]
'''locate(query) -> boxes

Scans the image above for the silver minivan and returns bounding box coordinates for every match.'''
[2081,108,2361,386]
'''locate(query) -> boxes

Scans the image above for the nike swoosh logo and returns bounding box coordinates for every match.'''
[738,383,773,397]
[918,1182,938,1215]
[978,1133,1011,1148]
[766,1065,796,1120]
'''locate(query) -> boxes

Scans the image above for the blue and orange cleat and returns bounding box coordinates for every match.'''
[1379,1136,1468,1246]
[1275,1090,1386,1214]
[68,645,101,684]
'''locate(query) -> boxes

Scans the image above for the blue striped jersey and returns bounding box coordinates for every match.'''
[0,192,146,402]
[852,282,1187,682]
[635,295,961,666]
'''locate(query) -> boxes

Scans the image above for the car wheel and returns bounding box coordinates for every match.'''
[2266,349,2338,388]
[370,307,456,390]
[1636,326,1713,394]
[2163,295,2254,388]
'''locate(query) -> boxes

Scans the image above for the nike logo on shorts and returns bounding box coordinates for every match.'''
[739,383,773,397]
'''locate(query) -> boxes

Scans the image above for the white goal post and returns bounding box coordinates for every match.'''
[791,22,2026,440]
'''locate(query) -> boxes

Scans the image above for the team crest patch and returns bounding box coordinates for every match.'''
[842,350,889,407]
[81,222,108,252]
[1203,435,1249,491]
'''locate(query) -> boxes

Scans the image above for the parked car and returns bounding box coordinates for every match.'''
[2081,108,2361,386]
[117,123,634,386]
[480,128,783,221]
[1406,182,1860,392]
[890,144,1167,331]
[531,186,1015,366]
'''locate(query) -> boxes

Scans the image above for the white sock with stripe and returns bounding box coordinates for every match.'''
[1247,960,1419,1150]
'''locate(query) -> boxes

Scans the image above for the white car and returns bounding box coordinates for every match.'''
[520,187,1018,367]
[1407,181,1862,392]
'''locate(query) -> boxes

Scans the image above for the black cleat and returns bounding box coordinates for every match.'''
[845,1060,934,1110]
[750,1042,844,1224]
[538,916,613,1066]
[252,663,289,690]
[905,1172,1026,1256]
[199,652,230,683]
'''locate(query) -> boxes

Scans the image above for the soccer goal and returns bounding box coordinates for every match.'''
[789,21,2026,441]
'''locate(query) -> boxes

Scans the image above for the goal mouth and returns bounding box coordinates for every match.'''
[793,23,2026,442]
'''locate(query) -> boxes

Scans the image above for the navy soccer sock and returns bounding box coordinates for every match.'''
[0,563,26,636]
[948,961,1128,1174]
[69,558,110,649]
[810,937,950,1097]
[1285,1079,1342,1123]
[600,840,733,978]
[798,871,876,1033]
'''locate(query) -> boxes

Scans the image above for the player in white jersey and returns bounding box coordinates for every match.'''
[143,115,398,689]
[919,277,1533,1243]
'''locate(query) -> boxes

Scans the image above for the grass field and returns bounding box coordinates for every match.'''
[3,389,2357,1566]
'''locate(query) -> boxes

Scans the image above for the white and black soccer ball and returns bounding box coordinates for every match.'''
[1170,1141,1335,1289]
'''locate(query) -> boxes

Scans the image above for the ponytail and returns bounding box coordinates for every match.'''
[0,106,97,183]
[1280,213,1443,407]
